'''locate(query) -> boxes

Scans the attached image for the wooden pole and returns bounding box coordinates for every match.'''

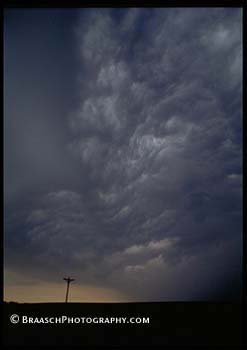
[63,277,75,303]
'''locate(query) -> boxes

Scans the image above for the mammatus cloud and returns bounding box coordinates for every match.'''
[5,8,242,301]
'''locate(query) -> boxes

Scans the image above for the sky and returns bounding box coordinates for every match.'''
[4,8,242,302]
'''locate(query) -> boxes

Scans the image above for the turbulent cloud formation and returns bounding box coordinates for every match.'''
[5,8,242,301]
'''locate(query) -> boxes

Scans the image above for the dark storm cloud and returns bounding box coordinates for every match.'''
[4,9,81,202]
[5,8,242,300]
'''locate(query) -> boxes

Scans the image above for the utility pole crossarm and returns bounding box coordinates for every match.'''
[63,277,75,282]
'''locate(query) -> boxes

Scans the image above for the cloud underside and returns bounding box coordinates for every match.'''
[5,8,242,301]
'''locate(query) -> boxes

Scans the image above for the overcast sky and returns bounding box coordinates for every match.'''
[4,8,242,302]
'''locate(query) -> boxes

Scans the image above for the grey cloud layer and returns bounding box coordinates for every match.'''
[5,8,242,300]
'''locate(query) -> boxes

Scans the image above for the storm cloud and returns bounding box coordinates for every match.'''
[4,8,242,301]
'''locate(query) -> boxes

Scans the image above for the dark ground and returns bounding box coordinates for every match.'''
[2,301,243,348]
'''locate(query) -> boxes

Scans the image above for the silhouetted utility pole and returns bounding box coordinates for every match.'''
[63,277,75,303]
